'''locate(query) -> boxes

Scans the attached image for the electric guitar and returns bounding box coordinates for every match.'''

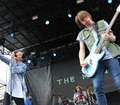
[82,5,120,78]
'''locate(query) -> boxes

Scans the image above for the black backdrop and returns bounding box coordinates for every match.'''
[25,65,53,105]
[51,58,118,104]
[25,58,118,105]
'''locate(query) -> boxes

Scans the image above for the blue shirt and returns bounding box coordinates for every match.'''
[0,53,27,92]
[24,97,32,105]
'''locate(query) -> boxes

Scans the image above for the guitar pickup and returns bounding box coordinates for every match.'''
[89,59,93,65]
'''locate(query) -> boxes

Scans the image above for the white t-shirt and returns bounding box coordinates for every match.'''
[73,91,86,99]
[6,74,24,98]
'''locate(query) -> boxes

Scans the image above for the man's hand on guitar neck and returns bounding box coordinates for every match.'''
[101,32,116,42]
[101,33,112,41]
[80,61,88,70]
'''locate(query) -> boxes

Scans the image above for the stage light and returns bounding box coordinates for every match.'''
[45,20,50,25]
[76,0,84,4]
[10,33,14,37]
[108,0,112,3]
[27,59,32,64]
[30,51,36,56]
[41,56,44,60]
[68,13,72,18]
[32,15,38,20]
[53,53,56,57]
[68,10,72,18]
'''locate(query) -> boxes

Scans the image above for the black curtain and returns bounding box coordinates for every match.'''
[25,65,53,105]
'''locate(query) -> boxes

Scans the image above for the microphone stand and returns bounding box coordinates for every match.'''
[10,56,14,105]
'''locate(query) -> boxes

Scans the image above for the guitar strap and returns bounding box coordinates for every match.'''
[94,22,100,39]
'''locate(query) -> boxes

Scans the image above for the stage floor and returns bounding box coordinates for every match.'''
[106,91,120,105]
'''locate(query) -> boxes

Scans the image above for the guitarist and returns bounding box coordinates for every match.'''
[75,10,120,105]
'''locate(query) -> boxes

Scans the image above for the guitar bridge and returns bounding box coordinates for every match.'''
[84,68,88,73]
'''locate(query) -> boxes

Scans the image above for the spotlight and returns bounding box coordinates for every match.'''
[108,0,112,3]
[41,56,44,60]
[68,13,72,18]
[30,51,36,56]
[10,33,14,37]
[68,10,72,18]
[45,20,50,25]
[32,15,38,20]
[76,0,84,4]
[27,59,32,64]
[53,53,56,57]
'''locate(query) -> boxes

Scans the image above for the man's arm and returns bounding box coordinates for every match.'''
[0,53,10,65]
[103,20,116,42]
[69,98,76,103]
[101,31,116,42]
[108,31,116,42]
[79,41,87,69]
[24,98,28,105]
[83,91,88,98]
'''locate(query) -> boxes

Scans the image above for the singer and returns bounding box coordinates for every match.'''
[0,51,27,105]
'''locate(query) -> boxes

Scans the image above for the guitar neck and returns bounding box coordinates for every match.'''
[94,9,120,54]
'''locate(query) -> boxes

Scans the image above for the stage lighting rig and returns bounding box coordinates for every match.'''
[76,0,84,4]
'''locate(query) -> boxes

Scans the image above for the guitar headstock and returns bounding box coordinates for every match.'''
[117,4,120,12]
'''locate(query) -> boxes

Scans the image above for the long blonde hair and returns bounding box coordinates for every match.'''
[75,10,92,28]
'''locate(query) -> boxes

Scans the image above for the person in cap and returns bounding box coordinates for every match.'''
[24,93,32,105]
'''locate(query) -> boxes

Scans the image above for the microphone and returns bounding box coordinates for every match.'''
[13,51,17,57]
[11,51,17,57]
[15,54,17,57]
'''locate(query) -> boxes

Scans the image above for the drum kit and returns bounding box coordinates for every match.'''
[53,93,68,105]
[53,85,98,105]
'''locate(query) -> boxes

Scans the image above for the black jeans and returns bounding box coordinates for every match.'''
[3,92,25,105]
